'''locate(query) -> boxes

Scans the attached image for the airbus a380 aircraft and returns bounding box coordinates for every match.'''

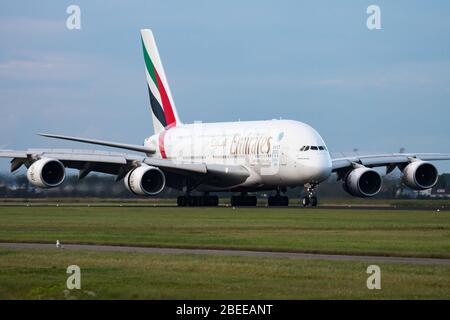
[1,29,449,207]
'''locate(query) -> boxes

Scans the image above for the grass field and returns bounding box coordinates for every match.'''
[0,206,449,258]
[0,249,449,299]
[0,205,449,299]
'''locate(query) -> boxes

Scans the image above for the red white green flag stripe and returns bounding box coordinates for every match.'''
[140,29,179,132]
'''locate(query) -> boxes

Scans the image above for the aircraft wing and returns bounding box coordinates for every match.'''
[37,133,156,154]
[0,149,249,189]
[331,153,450,175]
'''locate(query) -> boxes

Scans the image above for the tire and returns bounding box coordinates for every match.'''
[187,196,196,207]
[268,196,289,207]
[204,195,219,206]
[302,197,310,207]
[177,196,187,207]
[211,196,219,206]
[310,196,318,207]
[247,196,257,206]
[230,195,257,207]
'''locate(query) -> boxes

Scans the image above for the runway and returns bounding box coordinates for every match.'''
[1,242,449,266]
[0,203,448,210]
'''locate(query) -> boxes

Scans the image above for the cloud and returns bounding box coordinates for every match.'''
[0,17,64,35]
[310,60,450,90]
[0,53,92,81]
[0,16,98,83]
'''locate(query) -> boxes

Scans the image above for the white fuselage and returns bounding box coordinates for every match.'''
[144,120,332,191]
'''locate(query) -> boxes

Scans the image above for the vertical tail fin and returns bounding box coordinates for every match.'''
[140,29,181,134]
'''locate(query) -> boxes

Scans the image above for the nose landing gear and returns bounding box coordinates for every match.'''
[302,184,318,207]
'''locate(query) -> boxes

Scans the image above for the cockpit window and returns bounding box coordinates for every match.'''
[300,145,327,151]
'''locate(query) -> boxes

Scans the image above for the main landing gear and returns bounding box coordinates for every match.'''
[230,193,257,207]
[175,186,318,208]
[268,189,289,206]
[302,184,318,207]
[177,193,219,207]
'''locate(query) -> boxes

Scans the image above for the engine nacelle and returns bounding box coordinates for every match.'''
[124,165,166,196]
[344,167,382,197]
[27,158,66,188]
[402,160,438,190]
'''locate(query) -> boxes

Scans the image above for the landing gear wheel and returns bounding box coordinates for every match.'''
[177,195,219,207]
[302,183,318,207]
[268,196,289,206]
[204,195,219,206]
[230,194,257,207]
[309,196,318,207]
[177,196,187,207]
[302,197,310,207]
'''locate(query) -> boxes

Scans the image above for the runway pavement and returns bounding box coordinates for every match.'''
[0,203,448,210]
[1,242,449,266]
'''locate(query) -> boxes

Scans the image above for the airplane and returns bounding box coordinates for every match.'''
[1,29,449,207]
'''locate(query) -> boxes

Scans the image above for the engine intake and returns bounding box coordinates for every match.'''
[344,167,382,197]
[125,165,166,196]
[402,160,438,190]
[27,158,66,188]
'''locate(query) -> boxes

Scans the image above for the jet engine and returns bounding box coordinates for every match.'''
[402,160,438,190]
[27,158,66,188]
[343,167,382,197]
[124,165,166,196]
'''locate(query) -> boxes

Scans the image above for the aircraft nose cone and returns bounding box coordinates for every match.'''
[304,155,332,183]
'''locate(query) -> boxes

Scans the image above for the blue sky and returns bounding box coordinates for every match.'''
[0,1,449,172]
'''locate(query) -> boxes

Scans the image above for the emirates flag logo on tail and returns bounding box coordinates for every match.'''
[141,29,180,133]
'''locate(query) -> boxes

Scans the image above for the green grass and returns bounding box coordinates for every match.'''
[320,198,450,207]
[0,207,449,258]
[1,206,449,299]
[0,248,449,300]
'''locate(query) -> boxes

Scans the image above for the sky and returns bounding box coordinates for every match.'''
[0,0,449,172]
